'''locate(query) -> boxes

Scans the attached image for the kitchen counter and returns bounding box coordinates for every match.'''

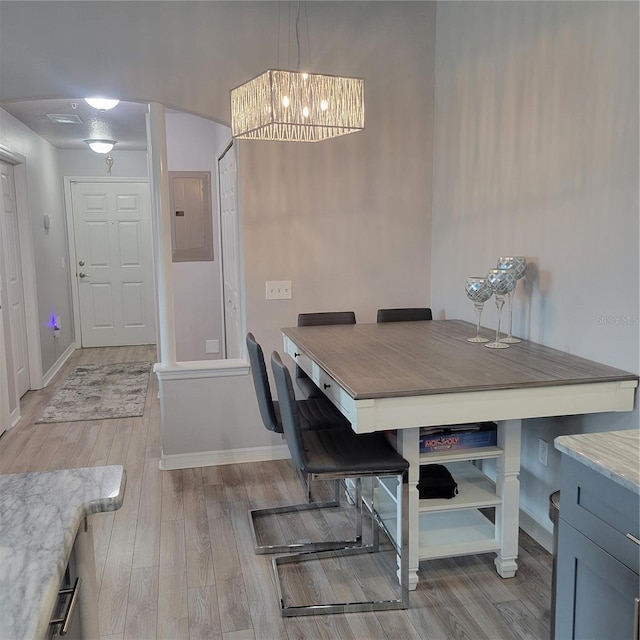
[0,465,126,640]
[554,428,639,494]
[554,429,639,639]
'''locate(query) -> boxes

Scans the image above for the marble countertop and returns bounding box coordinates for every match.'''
[555,429,640,494]
[0,465,126,640]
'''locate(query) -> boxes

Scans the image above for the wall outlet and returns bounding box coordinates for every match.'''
[538,438,549,466]
[265,280,292,300]
[205,339,219,354]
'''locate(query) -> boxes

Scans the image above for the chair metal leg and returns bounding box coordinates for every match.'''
[300,470,341,507]
[249,478,365,555]
[272,470,409,616]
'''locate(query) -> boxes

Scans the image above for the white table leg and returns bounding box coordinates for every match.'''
[494,418,521,578]
[394,427,420,590]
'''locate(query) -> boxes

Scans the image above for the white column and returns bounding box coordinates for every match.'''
[146,103,176,366]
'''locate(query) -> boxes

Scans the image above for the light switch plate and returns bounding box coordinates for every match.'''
[265,280,292,300]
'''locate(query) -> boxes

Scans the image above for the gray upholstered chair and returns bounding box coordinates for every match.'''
[295,311,356,398]
[267,351,409,616]
[246,332,350,553]
[246,332,349,434]
[376,307,433,322]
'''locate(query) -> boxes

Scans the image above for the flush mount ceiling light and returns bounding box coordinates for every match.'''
[85,139,117,154]
[230,3,364,142]
[84,97,120,110]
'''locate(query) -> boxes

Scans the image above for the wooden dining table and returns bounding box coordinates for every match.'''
[282,319,638,590]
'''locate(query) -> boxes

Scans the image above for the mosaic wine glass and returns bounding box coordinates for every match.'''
[464,277,493,342]
[485,268,517,349]
[497,256,527,344]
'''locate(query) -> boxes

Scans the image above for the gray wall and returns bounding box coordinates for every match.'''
[0,109,74,375]
[239,1,435,368]
[431,1,639,527]
[165,112,227,362]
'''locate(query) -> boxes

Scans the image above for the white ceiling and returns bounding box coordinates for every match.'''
[1,98,149,151]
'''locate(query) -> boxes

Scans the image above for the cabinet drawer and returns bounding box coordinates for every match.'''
[560,455,640,573]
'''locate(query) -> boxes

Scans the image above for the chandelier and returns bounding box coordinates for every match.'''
[230,3,364,142]
[231,69,364,142]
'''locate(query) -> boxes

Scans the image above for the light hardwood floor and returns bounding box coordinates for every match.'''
[0,347,553,640]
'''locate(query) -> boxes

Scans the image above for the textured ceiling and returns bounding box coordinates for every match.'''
[1,98,149,151]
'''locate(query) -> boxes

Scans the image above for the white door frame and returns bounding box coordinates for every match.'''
[1,160,31,399]
[215,139,246,360]
[0,145,43,406]
[63,176,152,348]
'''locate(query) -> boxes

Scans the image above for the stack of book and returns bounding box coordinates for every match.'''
[419,422,497,453]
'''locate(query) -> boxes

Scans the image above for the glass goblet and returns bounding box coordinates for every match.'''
[497,256,527,344]
[464,277,493,342]
[485,268,517,349]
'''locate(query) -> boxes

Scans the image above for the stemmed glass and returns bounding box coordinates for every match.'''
[485,268,517,349]
[497,256,527,344]
[464,277,493,342]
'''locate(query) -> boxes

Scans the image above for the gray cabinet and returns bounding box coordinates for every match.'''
[48,518,100,639]
[555,455,640,640]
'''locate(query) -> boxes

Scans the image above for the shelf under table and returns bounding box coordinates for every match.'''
[418,509,500,560]
[419,461,501,512]
[419,445,502,464]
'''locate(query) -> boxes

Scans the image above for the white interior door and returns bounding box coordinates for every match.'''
[218,144,242,359]
[0,161,29,400]
[70,180,156,347]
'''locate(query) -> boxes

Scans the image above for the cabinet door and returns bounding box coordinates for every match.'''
[556,521,639,640]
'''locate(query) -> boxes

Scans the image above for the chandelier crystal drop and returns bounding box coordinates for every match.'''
[230,69,364,142]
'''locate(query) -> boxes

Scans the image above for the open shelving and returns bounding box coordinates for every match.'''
[377,445,504,561]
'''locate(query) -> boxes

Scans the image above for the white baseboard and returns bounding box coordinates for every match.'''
[159,444,291,471]
[41,343,76,387]
[6,344,76,430]
[9,405,21,429]
[519,507,554,553]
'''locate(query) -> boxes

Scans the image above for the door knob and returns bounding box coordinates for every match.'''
[79,272,88,279]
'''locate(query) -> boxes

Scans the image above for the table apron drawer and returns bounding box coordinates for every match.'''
[560,456,640,573]
[315,367,344,406]
[284,336,355,422]
[284,337,311,374]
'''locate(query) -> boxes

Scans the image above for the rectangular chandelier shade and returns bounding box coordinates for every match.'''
[230,69,364,142]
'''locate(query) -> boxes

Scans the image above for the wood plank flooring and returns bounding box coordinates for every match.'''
[0,347,553,640]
